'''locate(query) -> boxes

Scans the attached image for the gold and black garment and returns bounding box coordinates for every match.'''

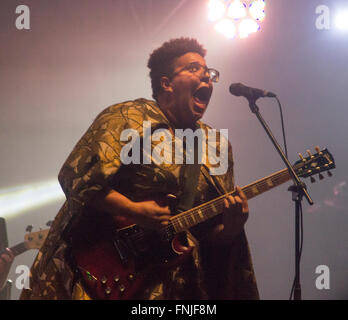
[20,98,259,300]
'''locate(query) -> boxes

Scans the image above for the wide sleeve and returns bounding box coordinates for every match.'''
[58,102,146,211]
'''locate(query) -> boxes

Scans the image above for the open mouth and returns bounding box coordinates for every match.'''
[193,87,211,110]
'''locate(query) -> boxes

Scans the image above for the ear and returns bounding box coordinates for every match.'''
[160,76,173,93]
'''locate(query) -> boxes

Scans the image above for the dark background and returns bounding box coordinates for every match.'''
[0,0,347,299]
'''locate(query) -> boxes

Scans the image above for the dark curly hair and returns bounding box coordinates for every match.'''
[147,37,207,100]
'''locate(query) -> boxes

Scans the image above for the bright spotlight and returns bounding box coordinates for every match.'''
[335,11,348,30]
[0,179,65,219]
[239,18,260,38]
[208,0,266,39]
[227,0,247,20]
[249,0,266,21]
[215,18,237,39]
[208,0,226,22]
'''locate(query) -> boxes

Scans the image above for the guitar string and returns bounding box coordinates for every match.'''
[127,158,320,241]
[130,168,291,243]
[168,169,291,232]
[127,169,292,243]
[119,159,324,244]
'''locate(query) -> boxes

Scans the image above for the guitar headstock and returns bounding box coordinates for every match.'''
[24,227,50,250]
[294,146,335,182]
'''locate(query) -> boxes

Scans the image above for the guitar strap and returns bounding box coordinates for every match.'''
[176,161,202,213]
[175,125,228,213]
[175,133,202,214]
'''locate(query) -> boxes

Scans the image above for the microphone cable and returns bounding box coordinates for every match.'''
[274,96,305,300]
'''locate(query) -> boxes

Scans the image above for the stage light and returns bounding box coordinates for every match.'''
[208,0,226,22]
[208,0,266,39]
[227,0,247,20]
[0,179,65,219]
[215,18,237,39]
[239,18,260,38]
[249,0,266,21]
[335,10,348,30]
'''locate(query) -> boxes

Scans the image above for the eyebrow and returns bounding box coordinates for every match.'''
[187,61,207,67]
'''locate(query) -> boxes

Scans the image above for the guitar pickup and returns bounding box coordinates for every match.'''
[112,235,129,265]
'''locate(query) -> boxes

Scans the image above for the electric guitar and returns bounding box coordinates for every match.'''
[73,147,335,300]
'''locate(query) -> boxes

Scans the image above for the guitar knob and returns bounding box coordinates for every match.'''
[105,287,112,295]
[119,284,125,292]
[128,273,135,281]
[114,275,120,283]
[101,276,107,284]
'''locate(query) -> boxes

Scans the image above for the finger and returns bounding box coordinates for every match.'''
[5,248,14,260]
[154,206,171,216]
[0,254,11,263]
[158,215,172,227]
[224,198,229,209]
[234,196,243,204]
[236,186,247,201]
[213,224,224,234]
[228,195,236,206]
[156,215,172,221]
[242,201,249,213]
[239,196,249,213]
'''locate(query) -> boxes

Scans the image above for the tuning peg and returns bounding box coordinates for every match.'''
[306,149,313,158]
[314,146,322,154]
[298,153,305,161]
[310,176,316,183]
[327,171,333,177]
[319,173,324,180]
[46,220,53,227]
[26,225,33,232]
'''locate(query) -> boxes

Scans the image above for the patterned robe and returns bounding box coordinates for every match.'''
[20,98,259,300]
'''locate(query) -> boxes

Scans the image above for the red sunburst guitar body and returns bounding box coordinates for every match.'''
[72,214,193,300]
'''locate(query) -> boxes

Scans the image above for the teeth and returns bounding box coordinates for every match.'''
[194,87,210,103]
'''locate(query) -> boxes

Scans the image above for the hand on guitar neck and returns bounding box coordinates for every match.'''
[0,248,14,290]
[196,186,250,244]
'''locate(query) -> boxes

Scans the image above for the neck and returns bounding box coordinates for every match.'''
[157,97,196,130]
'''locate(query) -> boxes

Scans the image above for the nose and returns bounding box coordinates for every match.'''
[201,69,211,84]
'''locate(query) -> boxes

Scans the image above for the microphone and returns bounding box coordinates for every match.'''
[229,83,277,101]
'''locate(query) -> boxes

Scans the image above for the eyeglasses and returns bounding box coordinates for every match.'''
[173,62,220,83]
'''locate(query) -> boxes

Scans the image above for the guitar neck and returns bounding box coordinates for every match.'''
[170,167,292,233]
[8,242,28,257]
[0,228,50,257]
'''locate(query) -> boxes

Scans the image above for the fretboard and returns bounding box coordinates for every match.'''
[170,167,292,233]
[8,242,28,257]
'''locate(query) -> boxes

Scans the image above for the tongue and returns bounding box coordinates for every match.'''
[194,94,206,105]
[193,97,207,111]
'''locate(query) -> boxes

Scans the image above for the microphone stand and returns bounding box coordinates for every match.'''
[247,99,313,300]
